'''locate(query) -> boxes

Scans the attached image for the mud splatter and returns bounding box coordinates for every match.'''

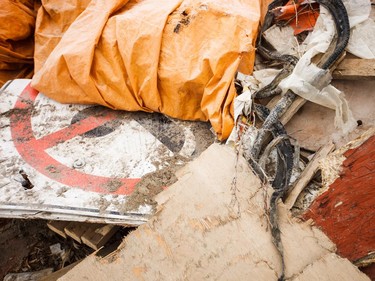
[120,159,184,213]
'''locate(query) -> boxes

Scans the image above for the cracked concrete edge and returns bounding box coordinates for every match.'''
[290,252,370,281]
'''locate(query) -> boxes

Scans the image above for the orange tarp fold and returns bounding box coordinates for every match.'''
[34,0,92,72]
[0,0,38,86]
[32,0,261,140]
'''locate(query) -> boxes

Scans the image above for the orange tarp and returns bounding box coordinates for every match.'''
[0,0,37,86]
[34,0,91,72]
[31,0,262,140]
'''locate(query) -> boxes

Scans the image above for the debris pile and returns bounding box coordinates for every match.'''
[0,219,93,280]
[233,0,352,278]
[226,0,375,279]
[0,0,374,280]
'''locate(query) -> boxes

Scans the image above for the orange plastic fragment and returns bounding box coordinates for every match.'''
[272,0,320,35]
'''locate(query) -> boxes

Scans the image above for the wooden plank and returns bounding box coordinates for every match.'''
[279,96,306,125]
[266,96,306,126]
[81,225,119,250]
[304,133,375,264]
[284,81,375,151]
[333,57,375,80]
[47,221,70,238]
[58,144,369,281]
[64,222,97,243]
[285,142,335,210]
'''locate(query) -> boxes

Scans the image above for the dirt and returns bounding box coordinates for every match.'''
[187,121,216,156]
[0,219,93,280]
[0,218,136,279]
[121,157,182,213]
[173,10,191,34]
[102,179,123,193]
[120,119,215,213]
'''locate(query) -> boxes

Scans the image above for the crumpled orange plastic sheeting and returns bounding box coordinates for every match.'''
[0,0,37,86]
[34,0,91,72]
[31,0,261,140]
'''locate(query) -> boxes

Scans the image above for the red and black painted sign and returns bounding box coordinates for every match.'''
[9,84,140,195]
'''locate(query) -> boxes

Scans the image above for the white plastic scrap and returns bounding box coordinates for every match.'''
[343,0,371,27]
[344,0,375,59]
[50,243,64,256]
[264,25,304,58]
[347,19,375,59]
[278,4,362,133]
[234,72,257,122]
[227,70,280,145]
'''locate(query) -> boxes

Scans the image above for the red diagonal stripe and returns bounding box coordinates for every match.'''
[35,113,118,150]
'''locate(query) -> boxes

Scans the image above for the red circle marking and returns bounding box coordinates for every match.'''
[9,83,140,195]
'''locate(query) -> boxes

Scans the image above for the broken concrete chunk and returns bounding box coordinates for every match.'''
[58,144,369,281]
[291,253,369,281]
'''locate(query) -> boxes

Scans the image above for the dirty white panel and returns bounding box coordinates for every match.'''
[0,79,213,224]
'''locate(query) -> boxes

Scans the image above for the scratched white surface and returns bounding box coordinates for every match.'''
[0,79,205,224]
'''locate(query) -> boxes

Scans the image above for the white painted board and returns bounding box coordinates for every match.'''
[0,79,213,224]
